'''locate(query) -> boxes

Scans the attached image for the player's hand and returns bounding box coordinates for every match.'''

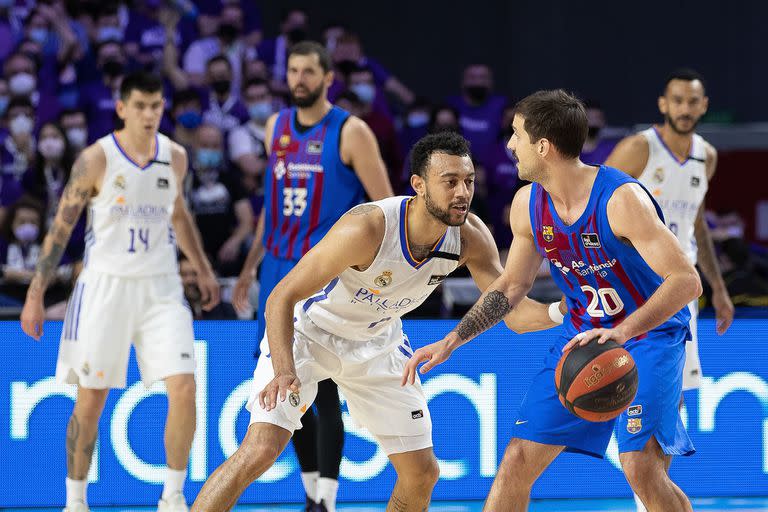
[232,273,254,313]
[711,289,734,335]
[401,339,454,386]
[258,373,301,411]
[197,269,221,311]
[562,327,630,352]
[20,294,45,341]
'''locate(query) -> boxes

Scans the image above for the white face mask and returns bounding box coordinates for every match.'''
[9,115,34,136]
[39,136,65,160]
[65,127,87,149]
[9,73,36,96]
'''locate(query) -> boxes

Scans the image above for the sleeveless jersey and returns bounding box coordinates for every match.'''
[529,166,691,339]
[637,127,708,264]
[302,196,461,343]
[85,133,178,277]
[264,106,366,262]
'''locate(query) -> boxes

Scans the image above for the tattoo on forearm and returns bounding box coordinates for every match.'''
[388,494,408,512]
[66,415,79,477]
[61,204,80,225]
[347,204,377,216]
[34,242,65,288]
[454,290,513,341]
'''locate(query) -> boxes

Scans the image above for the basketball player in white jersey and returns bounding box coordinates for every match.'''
[20,72,220,512]
[191,132,566,511]
[605,68,734,512]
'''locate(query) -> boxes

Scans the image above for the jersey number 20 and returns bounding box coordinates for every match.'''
[580,285,624,317]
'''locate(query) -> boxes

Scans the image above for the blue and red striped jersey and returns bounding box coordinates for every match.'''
[263,106,366,261]
[529,165,691,340]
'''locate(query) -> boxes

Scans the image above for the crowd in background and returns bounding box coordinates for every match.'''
[0,0,765,318]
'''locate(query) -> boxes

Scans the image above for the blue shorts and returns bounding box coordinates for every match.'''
[512,329,695,458]
[255,253,298,355]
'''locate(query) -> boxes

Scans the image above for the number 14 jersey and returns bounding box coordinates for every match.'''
[85,132,178,277]
[529,166,690,339]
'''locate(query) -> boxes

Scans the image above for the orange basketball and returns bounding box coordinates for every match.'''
[554,339,638,422]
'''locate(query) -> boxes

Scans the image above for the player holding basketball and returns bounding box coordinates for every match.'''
[404,90,701,512]
[192,131,564,511]
[231,41,393,512]
[605,68,734,512]
[20,72,219,512]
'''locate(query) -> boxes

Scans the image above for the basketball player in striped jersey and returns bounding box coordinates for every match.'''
[192,132,565,511]
[605,68,734,512]
[406,91,700,511]
[20,72,219,512]
[232,41,393,512]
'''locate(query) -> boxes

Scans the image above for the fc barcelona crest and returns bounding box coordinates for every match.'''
[279,134,291,148]
[627,418,642,434]
[543,225,554,242]
[374,270,393,288]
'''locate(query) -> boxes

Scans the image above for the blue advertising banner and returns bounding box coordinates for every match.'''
[1,319,767,506]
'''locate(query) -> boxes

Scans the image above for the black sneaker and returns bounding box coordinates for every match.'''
[316,500,328,512]
[304,496,319,512]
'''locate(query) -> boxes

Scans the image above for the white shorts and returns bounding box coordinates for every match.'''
[682,300,702,390]
[56,269,196,389]
[247,315,432,455]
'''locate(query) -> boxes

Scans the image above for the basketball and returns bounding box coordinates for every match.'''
[554,339,638,422]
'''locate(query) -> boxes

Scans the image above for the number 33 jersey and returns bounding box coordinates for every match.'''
[86,133,179,277]
[529,166,690,340]
[263,106,366,262]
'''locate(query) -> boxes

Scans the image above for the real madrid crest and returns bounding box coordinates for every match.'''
[288,392,301,407]
[653,167,665,184]
[374,270,393,288]
[543,225,554,242]
[114,174,126,189]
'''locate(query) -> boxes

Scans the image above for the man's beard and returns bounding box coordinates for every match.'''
[666,113,699,135]
[290,83,324,108]
[425,189,469,227]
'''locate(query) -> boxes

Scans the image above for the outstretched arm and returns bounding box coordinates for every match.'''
[402,186,544,383]
[21,145,103,339]
[260,203,384,409]
[460,213,561,333]
[563,183,702,350]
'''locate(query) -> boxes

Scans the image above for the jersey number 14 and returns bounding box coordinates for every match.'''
[128,227,150,253]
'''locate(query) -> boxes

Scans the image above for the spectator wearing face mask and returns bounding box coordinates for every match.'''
[194,0,262,44]
[580,99,620,165]
[58,108,88,156]
[22,3,84,63]
[399,97,432,155]
[179,253,237,320]
[182,3,254,90]
[188,123,254,276]
[169,88,203,156]
[446,64,507,168]
[4,52,40,105]
[0,195,72,306]
[200,54,249,134]
[1,97,35,181]
[79,40,126,142]
[228,79,271,181]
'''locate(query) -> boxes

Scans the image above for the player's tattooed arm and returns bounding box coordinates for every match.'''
[28,148,98,297]
[453,290,513,341]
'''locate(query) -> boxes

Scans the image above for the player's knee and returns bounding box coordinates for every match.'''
[497,441,535,486]
[621,456,661,492]
[398,453,440,489]
[167,375,196,403]
[75,389,109,422]
[241,439,281,471]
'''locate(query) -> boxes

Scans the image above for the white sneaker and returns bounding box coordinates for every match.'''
[63,502,90,512]
[158,492,189,512]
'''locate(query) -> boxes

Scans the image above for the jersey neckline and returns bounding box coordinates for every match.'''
[544,165,603,233]
[399,197,447,269]
[111,132,159,171]
[652,126,694,166]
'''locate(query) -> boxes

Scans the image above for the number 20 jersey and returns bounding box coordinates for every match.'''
[529,165,690,340]
[84,132,178,277]
[264,106,366,262]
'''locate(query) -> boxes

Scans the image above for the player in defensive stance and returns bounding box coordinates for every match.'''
[21,72,219,512]
[192,132,565,511]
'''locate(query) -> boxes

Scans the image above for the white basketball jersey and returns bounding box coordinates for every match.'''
[84,133,178,277]
[637,127,708,264]
[302,196,461,343]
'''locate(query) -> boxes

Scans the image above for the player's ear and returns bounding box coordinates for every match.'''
[701,95,709,115]
[538,138,549,158]
[324,69,334,88]
[115,99,126,120]
[410,173,425,196]
[658,95,667,115]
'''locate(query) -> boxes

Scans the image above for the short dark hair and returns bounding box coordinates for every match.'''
[514,89,587,159]
[172,88,201,109]
[206,54,232,72]
[119,71,163,101]
[410,132,471,177]
[1,195,46,243]
[663,68,706,94]
[6,97,34,118]
[288,41,332,73]
[242,78,269,93]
